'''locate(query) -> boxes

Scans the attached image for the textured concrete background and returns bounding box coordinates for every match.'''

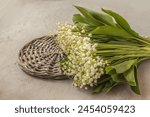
[0,0,150,99]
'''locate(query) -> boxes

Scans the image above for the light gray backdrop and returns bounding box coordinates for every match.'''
[0,0,150,99]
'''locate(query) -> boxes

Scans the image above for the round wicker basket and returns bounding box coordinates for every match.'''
[18,35,68,79]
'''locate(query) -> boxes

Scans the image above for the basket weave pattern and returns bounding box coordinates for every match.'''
[18,35,67,79]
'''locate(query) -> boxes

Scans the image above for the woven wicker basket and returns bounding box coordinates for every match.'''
[18,35,68,79]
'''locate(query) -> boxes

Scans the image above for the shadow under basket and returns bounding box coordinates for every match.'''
[18,35,68,80]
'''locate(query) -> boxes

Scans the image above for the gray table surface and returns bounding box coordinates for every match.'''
[0,0,150,99]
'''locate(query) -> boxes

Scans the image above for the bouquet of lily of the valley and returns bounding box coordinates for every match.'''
[55,6,150,95]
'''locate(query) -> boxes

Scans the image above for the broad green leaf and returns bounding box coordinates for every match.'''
[75,6,116,26]
[131,65,141,95]
[111,74,126,83]
[74,6,104,26]
[91,12,116,27]
[123,66,136,86]
[105,66,114,74]
[73,14,101,26]
[91,26,134,38]
[73,22,96,33]
[92,84,105,93]
[102,8,140,38]
[97,75,112,84]
[74,6,94,19]
[111,59,137,73]
[74,6,117,26]
[73,14,87,24]
[102,80,119,93]
[72,14,96,31]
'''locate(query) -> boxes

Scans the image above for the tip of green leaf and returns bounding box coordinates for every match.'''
[73,5,81,9]
[101,8,107,12]
[101,8,111,14]
[73,5,77,7]
[131,86,141,95]
[101,8,105,11]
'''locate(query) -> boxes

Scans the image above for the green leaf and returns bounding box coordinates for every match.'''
[111,73,126,83]
[92,84,105,93]
[123,66,136,86]
[74,6,104,26]
[73,14,101,27]
[97,75,112,84]
[74,6,94,19]
[102,8,140,38]
[76,6,116,26]
[73,14,87,24]
[93,75,111,93]
[91,12,116,27]
[74,6,117,26]
[111,59,137,73]
[131,65,141,94]
[105,66,114,74]
[102,80,119,93]
[91,26,134,38]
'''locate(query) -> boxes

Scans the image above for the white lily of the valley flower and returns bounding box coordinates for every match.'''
[55,23,107,88]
